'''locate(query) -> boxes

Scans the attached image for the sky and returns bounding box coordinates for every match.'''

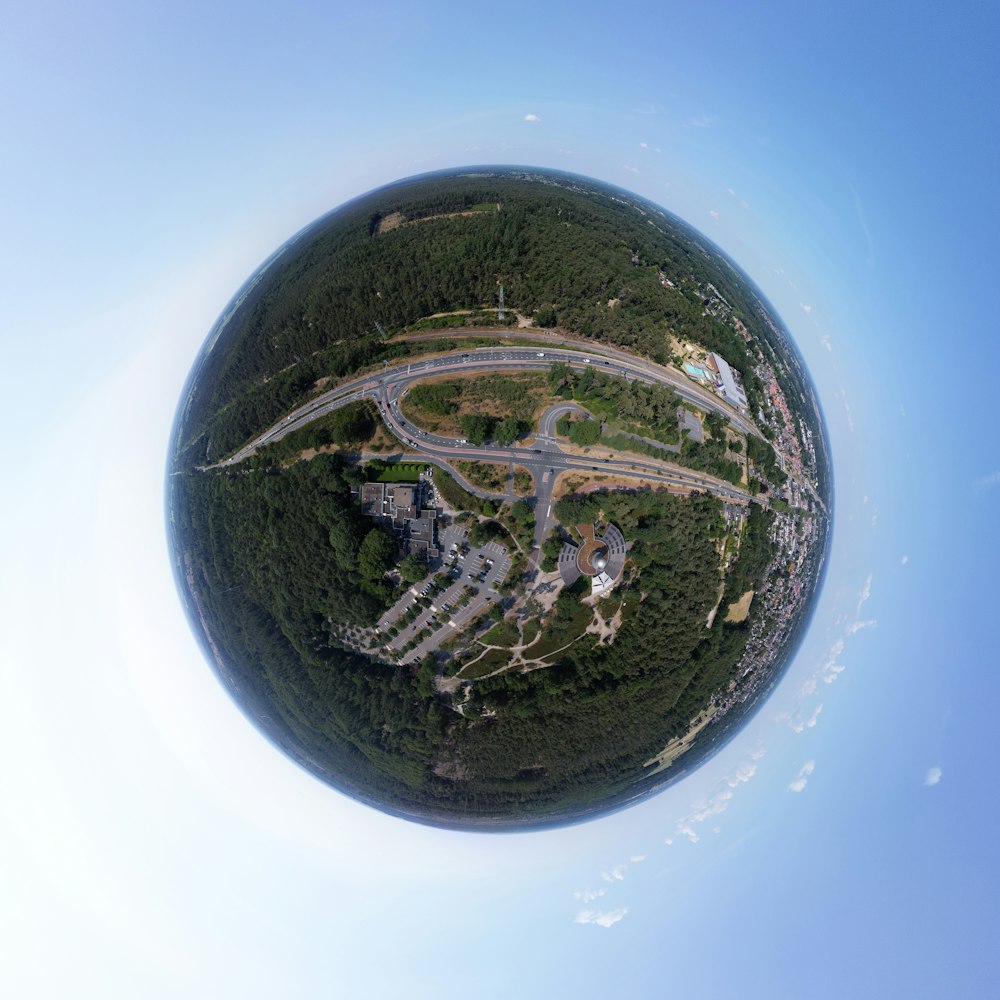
[2,1,998,997]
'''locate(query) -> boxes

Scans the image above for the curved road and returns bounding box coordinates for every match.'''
[222,345,756,465]
[392,327,759,436]
[213,346,760,558]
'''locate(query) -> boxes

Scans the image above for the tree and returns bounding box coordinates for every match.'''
[492,415,521,447]
[534,306,557,327]
[399,552,427,584]
[705,410,725,439]
[569,419,601,446]
[461,414,493,445]
[358,527,395,579]
[511,499,533,525]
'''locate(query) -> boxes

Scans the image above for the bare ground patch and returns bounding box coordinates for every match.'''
[724,589,754,623]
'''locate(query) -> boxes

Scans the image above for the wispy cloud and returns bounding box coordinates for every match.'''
[629,855,646,863]
[856,574,873,616]
[575,907,628,928]
[665,751,763,844]
[821,639,846,684]
[789,760,816,792]
[924,766,942,786]
[819,334,832,351]
[783,703,824,734]
[800,303,813,314]
[601,864,628,883]
[639,141,649,149]
[901,555,909,566]
[690,114,715,128]
[708,209,719,219]
[523,113,541,123]
[974,470,1000,492]
[574,887,606,902]
[624,164,640,174]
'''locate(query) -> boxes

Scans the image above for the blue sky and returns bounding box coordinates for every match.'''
[2,2,998,997]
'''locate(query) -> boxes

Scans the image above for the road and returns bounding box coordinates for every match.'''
[214,345,761,518]
[392,327,760,436]
[219,339,758,466]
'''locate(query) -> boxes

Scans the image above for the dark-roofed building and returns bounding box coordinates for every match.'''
[356,479,439,560]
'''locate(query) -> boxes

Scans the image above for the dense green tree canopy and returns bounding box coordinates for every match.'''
[168,167,831,830]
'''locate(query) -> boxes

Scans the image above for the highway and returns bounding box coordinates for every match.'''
[214,345,761,518]
[391,328,760,436]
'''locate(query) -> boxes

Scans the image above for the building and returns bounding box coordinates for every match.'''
[557,523,628,595]
[356,481,439,560]
[710,353,748,411]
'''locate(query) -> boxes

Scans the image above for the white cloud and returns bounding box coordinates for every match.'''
[800,303,813,314]
[857,574,873,615]
[690,114,714,128]
[677,823,700,844]
[523,113,541,123]
[639,141,649,149]
[974,470,1000,492]
[623,164,640,174]
[787,703,824,733]
[901,555,909,566]
[848,618,876,636]
[575,907,628,928]
[924,766,942,786]
[819,334,832,352]
[789,760,815,792]
[668,751,763,843]
[708,209,719,218]
[629,854,646,863]
[601,864,627,882]
[726,187,736,197]
[574,888,606,902]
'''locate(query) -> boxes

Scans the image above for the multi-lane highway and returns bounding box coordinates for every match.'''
[214,345,761,530]
[392,328,760,436]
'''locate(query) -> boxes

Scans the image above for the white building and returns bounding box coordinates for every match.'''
[711,353,748,411]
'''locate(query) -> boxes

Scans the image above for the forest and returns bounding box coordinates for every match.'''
[167,167,825,827]
[175,169,815,467]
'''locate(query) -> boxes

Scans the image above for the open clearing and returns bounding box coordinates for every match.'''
[724,589,755,623]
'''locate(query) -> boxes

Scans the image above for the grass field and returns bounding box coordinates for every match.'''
[481,619,519,648]
[520,619,541,647]
[528,603,594,659]
[459,648,511,678]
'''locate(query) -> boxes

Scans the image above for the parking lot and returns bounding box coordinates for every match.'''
[374,528,511,664]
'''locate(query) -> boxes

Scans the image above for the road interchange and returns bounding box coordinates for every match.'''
[217,342,760,510]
